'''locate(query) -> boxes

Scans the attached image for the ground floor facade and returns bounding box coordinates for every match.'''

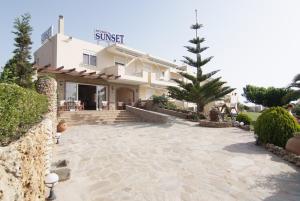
[54,74,167,111]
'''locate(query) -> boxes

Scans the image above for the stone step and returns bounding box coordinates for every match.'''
[65,119,140,126]
[59,117,138,121]
[57,110,140,125]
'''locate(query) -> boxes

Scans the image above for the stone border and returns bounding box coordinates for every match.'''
[264,143,300,167]
[199,120,232,128]
[126,106,170,123]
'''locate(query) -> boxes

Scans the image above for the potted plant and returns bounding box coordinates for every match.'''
[57,120,67,132]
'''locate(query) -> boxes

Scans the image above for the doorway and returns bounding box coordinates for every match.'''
[78,84,97,110]
[116,87,134,110]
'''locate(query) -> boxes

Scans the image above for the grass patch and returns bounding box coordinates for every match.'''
[243,112,261,122]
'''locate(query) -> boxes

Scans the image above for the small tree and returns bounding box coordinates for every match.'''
[0,13,34,88]
[168,10,234,114]
[287,74,300,100]
[243,85,296,107]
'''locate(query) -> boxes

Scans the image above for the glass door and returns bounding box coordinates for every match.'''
[96,85,108,110]
[65,82,78,101]
[65,82,78,111]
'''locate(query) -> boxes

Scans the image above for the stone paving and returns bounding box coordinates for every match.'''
[54,119,300,201]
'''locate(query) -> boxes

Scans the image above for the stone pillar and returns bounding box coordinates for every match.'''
[36,77,57,137]
[109,85,116,110]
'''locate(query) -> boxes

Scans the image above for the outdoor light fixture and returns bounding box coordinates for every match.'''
[55,132,61,144]
[45,173,59,200]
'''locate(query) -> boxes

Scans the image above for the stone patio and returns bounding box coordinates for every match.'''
[53,119,300,201]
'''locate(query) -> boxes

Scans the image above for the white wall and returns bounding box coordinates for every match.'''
[56,34,103,69]
[34,35,57,67]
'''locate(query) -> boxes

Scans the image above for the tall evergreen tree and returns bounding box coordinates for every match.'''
[0,13,34,88]
[168,10,234,114]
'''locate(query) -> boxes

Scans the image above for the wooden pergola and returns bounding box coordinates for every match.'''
[33,65,121,80]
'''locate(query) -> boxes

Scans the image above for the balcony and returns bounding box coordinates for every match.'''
[103,64,148,84]
[150,73,178,87]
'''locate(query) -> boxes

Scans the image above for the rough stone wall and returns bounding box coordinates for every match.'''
[0,118,53,201]
[36,77,57,136]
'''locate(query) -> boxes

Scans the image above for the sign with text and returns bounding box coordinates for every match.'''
[94,29,124,44]
[41,26,53,44]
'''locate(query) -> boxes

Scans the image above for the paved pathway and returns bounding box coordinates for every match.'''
[53,119,300,201]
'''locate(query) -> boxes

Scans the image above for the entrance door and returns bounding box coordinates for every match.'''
[78,84,97,110]
[116,87,134,110]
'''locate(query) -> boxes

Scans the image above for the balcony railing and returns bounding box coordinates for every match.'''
[103,64,148,84]
[150,73,178,87]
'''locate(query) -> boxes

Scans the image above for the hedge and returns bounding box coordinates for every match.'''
[236,113,252,125]
[254,107,300,147]
[0,83,48,145]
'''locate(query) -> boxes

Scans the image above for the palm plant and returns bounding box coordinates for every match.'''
[168,11,234,114]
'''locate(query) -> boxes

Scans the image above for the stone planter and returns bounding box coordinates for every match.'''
[286,134,300,155]
[199,120,232,128]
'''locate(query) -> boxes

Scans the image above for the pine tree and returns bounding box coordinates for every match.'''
[168,10,235,114]
[0,13,34,88]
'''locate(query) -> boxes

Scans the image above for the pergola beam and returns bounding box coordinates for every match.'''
[35,65,119,80]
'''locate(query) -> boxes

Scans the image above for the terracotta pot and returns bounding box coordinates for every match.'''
[285,134,300,155]
[57,122,67,133]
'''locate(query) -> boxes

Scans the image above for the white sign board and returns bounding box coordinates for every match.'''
[94,29,124,44]
[41,26,53,44]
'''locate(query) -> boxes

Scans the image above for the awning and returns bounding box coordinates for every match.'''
[33,65,121,80]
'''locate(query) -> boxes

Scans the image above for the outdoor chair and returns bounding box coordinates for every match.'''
[75,100,84,111]
[101,101,108,110]
[117,102,124,110]
[58,100,67,111]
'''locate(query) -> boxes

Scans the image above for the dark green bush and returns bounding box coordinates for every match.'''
[236,113,252,125]
[152,95,168,107]
[165,102,177,110]
[0,83,48,145]
[254,107,300,147]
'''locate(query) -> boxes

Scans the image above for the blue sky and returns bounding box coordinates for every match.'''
[1,0,300,102]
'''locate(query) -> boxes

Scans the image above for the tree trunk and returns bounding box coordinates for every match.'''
[196,103,204,113]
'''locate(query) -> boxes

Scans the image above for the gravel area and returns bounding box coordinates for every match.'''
[53,119,300,201]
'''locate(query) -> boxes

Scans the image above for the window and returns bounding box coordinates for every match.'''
[83,53,96,66]
[90,55,96,66]
[83,54,89,65]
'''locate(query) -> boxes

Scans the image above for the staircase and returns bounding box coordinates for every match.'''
[58,110,140,126]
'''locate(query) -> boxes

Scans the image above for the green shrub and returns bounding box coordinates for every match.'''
[165,102,177,110]
[254,107,300,147]
[0,83,48,145]
[152,95,168,107]
[236,113,252,125]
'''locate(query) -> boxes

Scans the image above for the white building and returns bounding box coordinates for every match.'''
[34,16,191,110]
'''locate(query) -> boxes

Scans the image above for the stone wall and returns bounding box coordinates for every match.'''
[0,118,53,201]
[152,107,188,119]
[0,76,57,201]
[126,106,170,123]
[265,143,300,167]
